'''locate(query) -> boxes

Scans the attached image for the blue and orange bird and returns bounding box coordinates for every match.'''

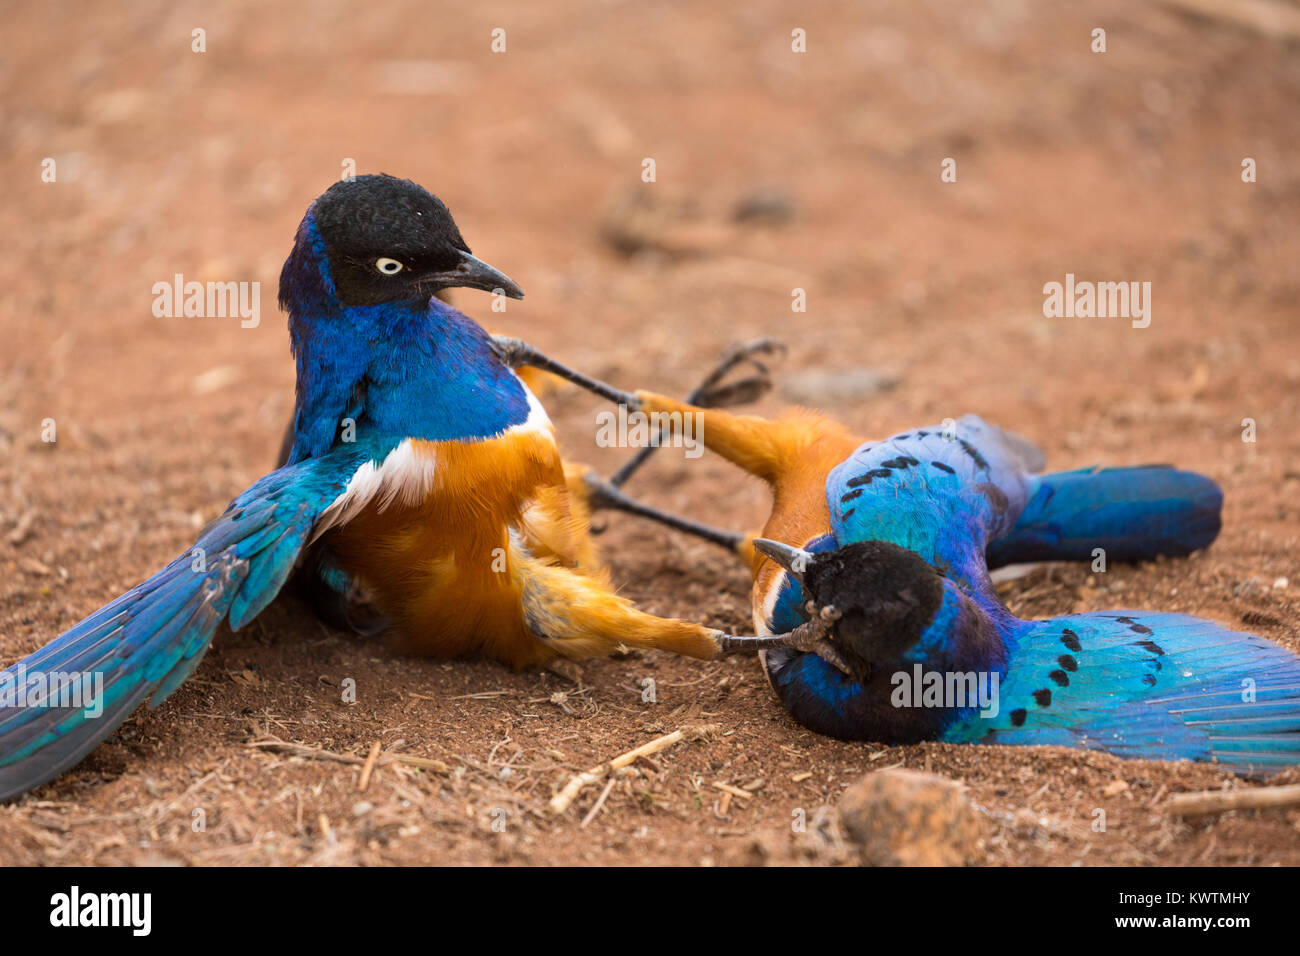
[601,393,1300,773]
[0,174,792,802]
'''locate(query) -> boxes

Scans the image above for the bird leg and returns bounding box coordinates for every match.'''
[608,337,784,488]
[582,470,748,554]
[491,336,642,408]
[682,336,785,410]
[490,335,781,446]
[497,336,778,556]
[512,527,852,672]
[589,338,782,551]
[515,549,766,662]
[716,612,855,676]
[493,335,785,556]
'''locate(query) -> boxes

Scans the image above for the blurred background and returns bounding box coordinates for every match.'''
[1,0,1298,864]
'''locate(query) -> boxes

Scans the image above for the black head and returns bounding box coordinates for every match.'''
[755,538,945,677]
[307,174,524,307]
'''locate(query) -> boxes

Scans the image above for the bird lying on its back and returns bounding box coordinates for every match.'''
[610,393,1300,773]
[0,175,791,802]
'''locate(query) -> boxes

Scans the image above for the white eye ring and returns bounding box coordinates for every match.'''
[375,257,404,275]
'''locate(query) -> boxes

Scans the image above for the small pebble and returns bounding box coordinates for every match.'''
[838,767,982,866]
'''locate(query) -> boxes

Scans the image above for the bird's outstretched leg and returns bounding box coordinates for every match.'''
[586,338,783,554]
[490,335,781,423]
[607,337,785,488]
[501,336,779,557]
[630,391,861,483]
[491,336,642,407]
[511,547,837,663]
[716,611,847,671]
[581,470,752,556]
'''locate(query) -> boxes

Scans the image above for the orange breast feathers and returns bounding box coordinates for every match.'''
[323,406,599,666]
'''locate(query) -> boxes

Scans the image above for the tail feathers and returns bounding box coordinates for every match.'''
[953,611,1300,774]
[987,466,1222,567]
[0,449,367,802]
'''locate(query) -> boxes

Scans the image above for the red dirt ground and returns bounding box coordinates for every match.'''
[1,0,1298,865]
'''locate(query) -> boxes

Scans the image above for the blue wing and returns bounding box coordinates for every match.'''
[987,465,1221,566]
[828,421,1222,578]
[942,611,1300,773]
[827,415,1041,586]
[763,416,1038,632]
[0,443,376,801]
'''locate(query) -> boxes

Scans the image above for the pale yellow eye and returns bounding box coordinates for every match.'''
[375,257,404,275]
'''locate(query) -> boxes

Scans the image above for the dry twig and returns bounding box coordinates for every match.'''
[549,729,685,815]
[1164,783,1300,816]
[358,741,382,792]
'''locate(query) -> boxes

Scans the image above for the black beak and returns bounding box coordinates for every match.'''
[425,249,525,299]
[753,538,814,583]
